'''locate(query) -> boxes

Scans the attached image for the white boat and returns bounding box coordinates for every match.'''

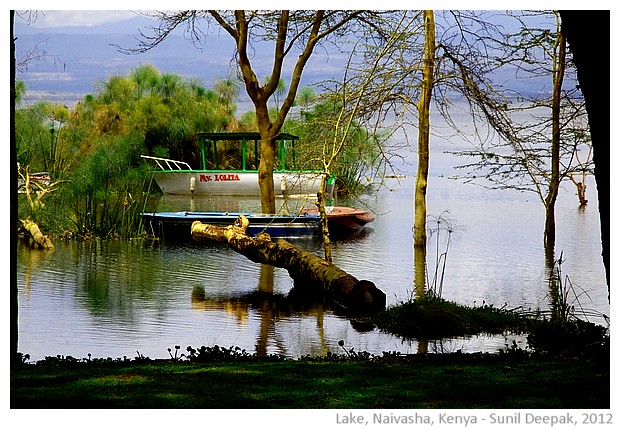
[142,132,324,196]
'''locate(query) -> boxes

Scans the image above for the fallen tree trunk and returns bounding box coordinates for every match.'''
[20,219,55,250]
[191,216,386,312]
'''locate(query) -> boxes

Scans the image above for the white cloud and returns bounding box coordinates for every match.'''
[16,10,141,28]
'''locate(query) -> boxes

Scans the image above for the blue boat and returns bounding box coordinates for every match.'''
[141,211,321,241]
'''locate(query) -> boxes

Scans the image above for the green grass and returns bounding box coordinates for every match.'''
[372,295,529,339]
[11,353,609,409]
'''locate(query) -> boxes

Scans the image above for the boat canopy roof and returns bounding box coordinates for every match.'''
[197,132,299,142]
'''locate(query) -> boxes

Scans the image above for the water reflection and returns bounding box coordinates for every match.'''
[16,173,609,361]
[190,263,348,356]
[19,240,54,299]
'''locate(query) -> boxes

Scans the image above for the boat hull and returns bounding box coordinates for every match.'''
[151,170,323,196]
[300,206,375,233]
[142,211,321,240]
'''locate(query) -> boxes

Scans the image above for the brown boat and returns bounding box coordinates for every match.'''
[300,206,375,233]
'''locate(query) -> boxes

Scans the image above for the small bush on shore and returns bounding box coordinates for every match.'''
[372,295,529,339]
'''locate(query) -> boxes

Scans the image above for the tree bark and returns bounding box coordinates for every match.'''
[413,10,435,296]
[258,135,277,213]
[20,219,55,250]
[317,184,333,263]
[191,216,386,312]
[544,27,566,249]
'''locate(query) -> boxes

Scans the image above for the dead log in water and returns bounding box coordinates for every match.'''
[20,219,55,250]
[191,216,386,312]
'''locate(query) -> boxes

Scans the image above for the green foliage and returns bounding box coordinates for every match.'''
[14,79,26,105]
[15,64,382,236]
[16,64,239,238]
[285,98,382,195]
[184,345,286,363]
[373,295,529,339]
[15,101,69,175]
[527,318,609,357]
[64,134,148,237]
[238,111,258,131]
[374,294,609,358]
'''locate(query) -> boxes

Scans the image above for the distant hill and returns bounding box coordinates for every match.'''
[14,16,348,110]
[15,17,245,108]
[15,15,154,35]
[14,16,555,111]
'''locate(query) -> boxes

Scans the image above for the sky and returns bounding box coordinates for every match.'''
[16,10,141,28]
[15,2,618,28]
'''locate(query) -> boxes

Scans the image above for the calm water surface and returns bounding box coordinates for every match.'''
[16,166,609,362]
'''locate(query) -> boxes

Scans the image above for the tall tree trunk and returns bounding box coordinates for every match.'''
[559,11,609,298]
[413,10,435,296]
[317,176,333,263]
[544,27,566,249]
[227,10,326,214]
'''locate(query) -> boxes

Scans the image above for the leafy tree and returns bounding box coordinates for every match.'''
[15,99,72,181]
[125,10,387,213]
[14,80,26,104]
[214,71,242,116]
[15,64,238,237]
[130,63,160,98]
[68,65,237,234]
[296,86,317,118]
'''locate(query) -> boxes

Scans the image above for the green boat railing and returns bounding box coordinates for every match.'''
[196,132,303,172]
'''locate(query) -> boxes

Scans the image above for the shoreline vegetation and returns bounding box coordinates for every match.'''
[12,294,610,409]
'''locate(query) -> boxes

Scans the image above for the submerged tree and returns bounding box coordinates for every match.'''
[413,11,436,295]
[303,11,506,292]
[433,11,596,319]
[322,11,512,293]
[287,15,414,262]
[447,11,589,249]
[546,21,566,249]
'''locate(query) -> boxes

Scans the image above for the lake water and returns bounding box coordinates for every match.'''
[16,150,609,362]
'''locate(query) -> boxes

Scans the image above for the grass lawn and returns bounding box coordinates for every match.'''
[11,352,609,409]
